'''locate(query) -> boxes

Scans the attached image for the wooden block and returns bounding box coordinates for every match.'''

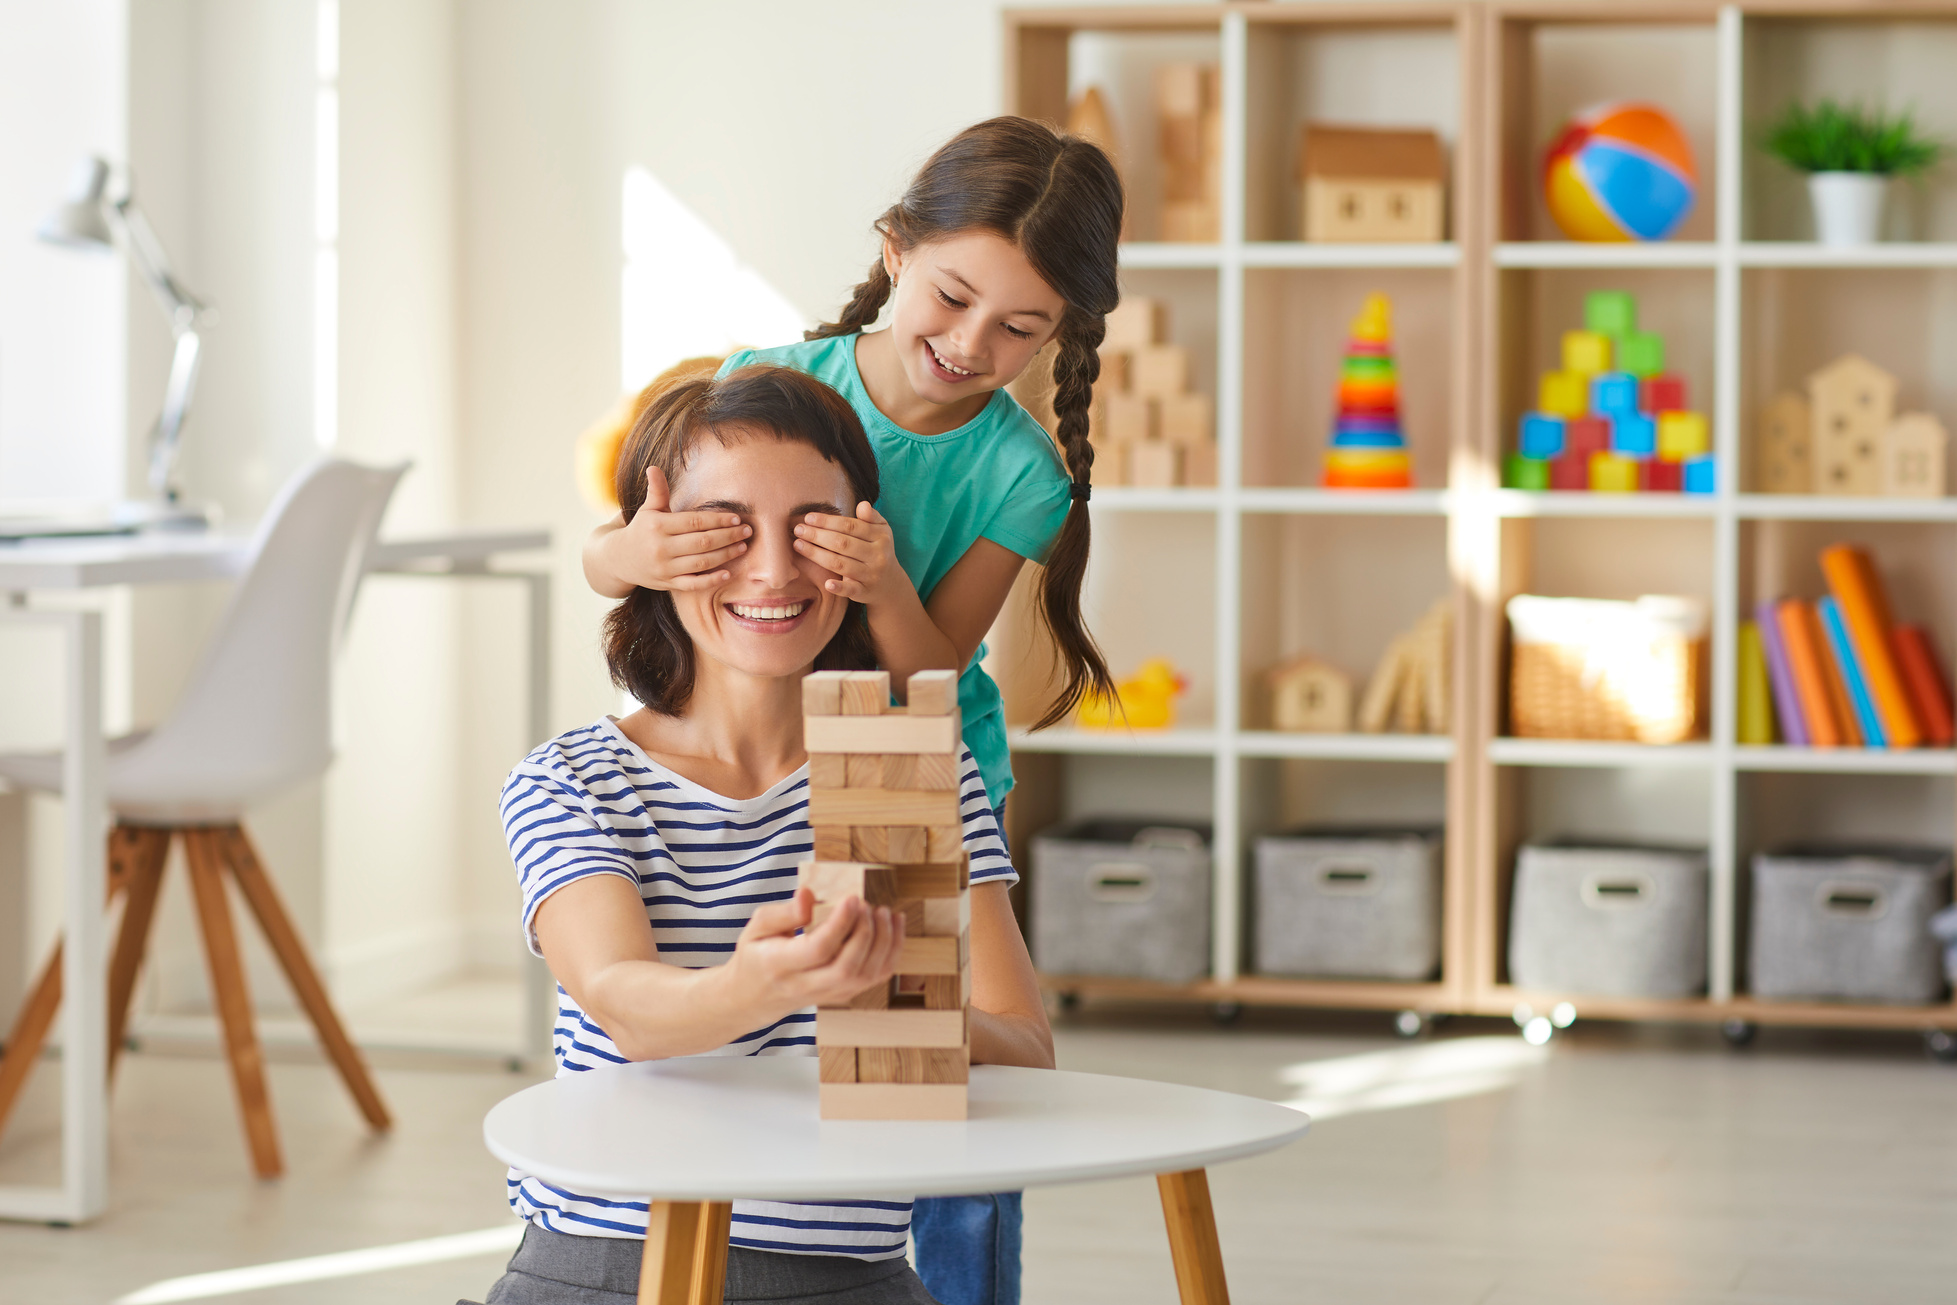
[895,934,962,976]
[895,860,969,897]
[1161,200,1220,243]
[922,968,973,1010]
[899,899,926,935]
[841,671,890,715]
[816,1008,965,1048]
[799,862,897,906]
[906,670,959,715]
[1158,393,1212,445]
[812,827,852,859]
[802,672,846,715]
[925,826,965,863]
[913,752,958,791]
[808,754,846,788]
[1096,349,1131,392]
[850,827,889,861]
[1131,345,1190,398]
[857,1046,968,1085]
[809,789,961,828]
[819,1082,966,1120]
[922,892,970,936]
[819,1046,857,1083]
[846,979,891,1011]
[1103,297,1166,351]
[1181,440,1218,488]
[1129,440,1181,488]
[1103,392,1155,444]
[878,754,919,788]
[887,827,926,862]
[843,754,882,788]
[806,714,960,755]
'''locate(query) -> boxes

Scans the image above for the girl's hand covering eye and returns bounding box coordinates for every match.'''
[618,466,753,592]
[793,501,907,605]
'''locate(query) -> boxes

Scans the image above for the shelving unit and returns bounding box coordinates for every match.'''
[997,2,1957,1038]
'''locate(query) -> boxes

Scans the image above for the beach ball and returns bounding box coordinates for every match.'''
[1543,103,1697,242]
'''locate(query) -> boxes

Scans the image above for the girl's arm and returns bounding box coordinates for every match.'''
[583,467,755,600]
[533,875,904,1061]
[968,882,1055,1069]
[795,507,1026,697]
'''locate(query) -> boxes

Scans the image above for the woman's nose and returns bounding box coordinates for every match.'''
[744,521,799,585]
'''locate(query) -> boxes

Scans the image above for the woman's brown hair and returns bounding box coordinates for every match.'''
[604,365,881,714]
[808,116,1121,730]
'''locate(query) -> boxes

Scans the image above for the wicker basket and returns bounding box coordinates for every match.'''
[1507,595,1708,744]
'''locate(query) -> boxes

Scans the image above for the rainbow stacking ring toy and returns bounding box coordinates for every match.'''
[1323,293,1412,490]
[1543,102,1697,242]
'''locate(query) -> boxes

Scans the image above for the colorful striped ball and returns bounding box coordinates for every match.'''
[1543,102,1697,242]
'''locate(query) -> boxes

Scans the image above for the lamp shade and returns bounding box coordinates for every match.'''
[38,156,114,249]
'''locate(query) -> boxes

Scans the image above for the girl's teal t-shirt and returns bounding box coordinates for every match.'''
[719,333,1070,805]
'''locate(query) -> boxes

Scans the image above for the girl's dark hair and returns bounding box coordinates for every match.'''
[604,365,881,715]
[809,116,1121,730]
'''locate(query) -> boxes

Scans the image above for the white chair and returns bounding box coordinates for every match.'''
[0,458,406,1179]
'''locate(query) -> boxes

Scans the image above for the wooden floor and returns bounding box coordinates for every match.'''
[1,1004,1952,1303]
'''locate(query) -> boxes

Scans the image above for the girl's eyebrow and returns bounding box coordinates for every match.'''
[938,265,1053,321]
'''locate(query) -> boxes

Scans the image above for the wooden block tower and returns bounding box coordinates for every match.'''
[801,669,972,1120]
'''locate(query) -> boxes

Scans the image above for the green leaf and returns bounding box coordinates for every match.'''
[1760,99,1944,176]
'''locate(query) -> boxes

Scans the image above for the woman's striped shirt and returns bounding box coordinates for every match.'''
[499,716,1014,1259]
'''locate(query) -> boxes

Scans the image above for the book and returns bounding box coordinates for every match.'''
[1756,600,1807,746]
[1737,621,1775,745]
[1820,545,1922,749]
[1893,624,1956,747]
[1775,599,1842,748]
[1818,595,1886,747]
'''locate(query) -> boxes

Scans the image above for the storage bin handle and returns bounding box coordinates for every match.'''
[1816,880,1886,919]
[1580,873,1654,909]
[1318,863,1379,896]
[1088,862,1157,903]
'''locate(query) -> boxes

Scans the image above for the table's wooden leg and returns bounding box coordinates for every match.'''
[1157,1169,1230,1305]
[640,1201,704,1305]
[689,1201,731,1305]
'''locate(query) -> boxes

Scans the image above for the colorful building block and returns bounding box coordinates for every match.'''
[1519,412,1566,459]
[1590,453,1641,493]
[1641,373,1687,414]
[1539,371,1588,418]
[1683,454,1716,494]
[1618,331,1666,378]
[1657,410,1710,461]
[1504,454,1551,490]
[1611,412,1657,457]
[1565,415,1612,457]
[1561,330,1612,376]
[1640,459,1683,492]
[1585,290,1637,338]
[1549,453,1590,490]
[1591,372,1640,417]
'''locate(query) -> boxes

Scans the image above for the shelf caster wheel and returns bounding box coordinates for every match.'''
[1721,1019,1759,1049]
[1926,1030,1957,1065]
[1393,1010,1427,1040]
[1212,1001,1243,1027]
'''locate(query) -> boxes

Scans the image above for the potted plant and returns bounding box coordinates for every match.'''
[1763,100,1943,245]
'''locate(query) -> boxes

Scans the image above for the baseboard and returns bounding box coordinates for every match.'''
[322,919,469,1010]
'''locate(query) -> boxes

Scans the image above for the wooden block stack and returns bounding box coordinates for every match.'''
[802,668,972,1121]
[1089,296,1218,489]
[1157,63,1222,243]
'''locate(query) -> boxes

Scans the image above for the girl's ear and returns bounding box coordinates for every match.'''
[881,235,904,286]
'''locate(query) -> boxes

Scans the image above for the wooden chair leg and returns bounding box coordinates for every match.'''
[107,826,172,1075]
[1158,1169,1231,1305]
[217,824,391,1131]
[639,1201,705,1305]
[182,827,283,1179]
[688,1201,731,1305]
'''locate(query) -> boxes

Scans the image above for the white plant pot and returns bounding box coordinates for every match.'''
[1808,172,1888,246]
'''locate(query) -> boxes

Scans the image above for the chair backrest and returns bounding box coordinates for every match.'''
[112,458,406,813]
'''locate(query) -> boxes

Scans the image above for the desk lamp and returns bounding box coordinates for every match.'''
[39,156,211,529]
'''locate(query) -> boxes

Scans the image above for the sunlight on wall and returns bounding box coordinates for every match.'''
[1277,1035,1548,1121]
[619,165,806,392]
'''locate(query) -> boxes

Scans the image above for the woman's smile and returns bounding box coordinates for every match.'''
[724,599,812,632]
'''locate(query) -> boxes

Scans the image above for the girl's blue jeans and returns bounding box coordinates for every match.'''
[911,801,1023,1305]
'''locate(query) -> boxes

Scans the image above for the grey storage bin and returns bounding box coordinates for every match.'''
[1032,819,1211,983]
[1750,844,1952,1005]
[1508,841,1708,997]
[1254,825,1443,980]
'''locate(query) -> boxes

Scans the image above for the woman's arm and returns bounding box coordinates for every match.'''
[533,875,905,1061]
[967,882,1055,1070]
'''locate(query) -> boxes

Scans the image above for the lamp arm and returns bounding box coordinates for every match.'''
[113,196,205,332]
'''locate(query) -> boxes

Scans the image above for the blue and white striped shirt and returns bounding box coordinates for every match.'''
[500,716,1014,1258]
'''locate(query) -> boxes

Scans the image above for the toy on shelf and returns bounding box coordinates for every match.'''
[1087,296,1218,489]
[802,670,972,1120]
[1297,124,1445,243]
[1543,102,1697,242]
[1267,657,1353,733]
[1358,599,1452,735]
[1505,290,1712,495]
[1076,658,1187,731]
[1324,293,1413,489]
[1758,354,1949,497]
[1156,63,1221,243]
[1753,545,1954,751]
[1067,86,1130,242]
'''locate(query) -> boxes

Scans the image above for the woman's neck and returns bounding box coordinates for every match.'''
[619,659,807,801]
[855,329,990,436]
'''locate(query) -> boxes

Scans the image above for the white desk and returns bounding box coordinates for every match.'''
[484,1057,1310,1304]
[0,526,551,1225]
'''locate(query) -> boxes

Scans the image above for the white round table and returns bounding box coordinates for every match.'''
[484,1057,1309,1305]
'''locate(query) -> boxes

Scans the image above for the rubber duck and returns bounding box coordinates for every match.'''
[1076,658,1188,730]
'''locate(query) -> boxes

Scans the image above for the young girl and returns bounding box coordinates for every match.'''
[582,118,1123,1303]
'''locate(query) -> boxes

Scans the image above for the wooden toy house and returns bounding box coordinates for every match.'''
[1807,353,1896,496]
[1268,658,1353,733]
[1756,392,1813,494]
[1882,412,1948,498]
[1297,124,1445,244]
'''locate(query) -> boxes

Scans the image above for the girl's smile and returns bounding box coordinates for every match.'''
[925,339,983,383]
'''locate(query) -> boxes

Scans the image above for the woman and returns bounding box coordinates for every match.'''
[484,364,1053,1305]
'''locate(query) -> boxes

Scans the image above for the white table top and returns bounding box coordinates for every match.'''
[483,1057,1310,1202]
[0,526,549,589]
